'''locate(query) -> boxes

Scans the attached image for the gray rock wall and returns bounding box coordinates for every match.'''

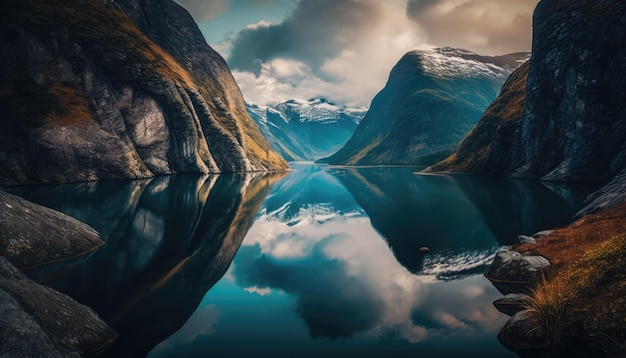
[0,0,286,187]
[437,1,626,184]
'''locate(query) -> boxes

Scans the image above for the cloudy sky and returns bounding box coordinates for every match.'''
[175,0,538,107]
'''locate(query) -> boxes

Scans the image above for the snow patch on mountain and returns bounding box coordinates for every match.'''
[415,47,523,80]
[263,98,366,124]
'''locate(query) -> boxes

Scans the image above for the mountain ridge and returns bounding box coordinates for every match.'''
[248,98,366,161]
[323,47,528,166]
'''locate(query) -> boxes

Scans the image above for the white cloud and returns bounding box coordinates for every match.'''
[225,0,535,107]
[245,20,272,30]
[229,0,427,107]
[407,0,538,55]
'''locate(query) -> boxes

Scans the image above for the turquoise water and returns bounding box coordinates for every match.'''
[13,163,591,357]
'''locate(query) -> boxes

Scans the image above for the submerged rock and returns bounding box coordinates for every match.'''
[0,189,103,269]
[0,257,116,355]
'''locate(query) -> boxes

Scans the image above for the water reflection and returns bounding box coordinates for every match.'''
[11,164,590,357]
[153,163,590,357]
[451,175,594,241]
[333,168,587,275]
[12,172,283,357]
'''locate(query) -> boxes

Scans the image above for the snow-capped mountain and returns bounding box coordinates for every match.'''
[247,98,367,161]
[416,47,529,79]
[323,48,529,166]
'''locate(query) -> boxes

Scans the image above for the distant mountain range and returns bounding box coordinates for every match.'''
[322,48,529,166]
[247,98,367,161]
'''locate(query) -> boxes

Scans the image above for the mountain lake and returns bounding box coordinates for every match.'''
[9,163,595,357]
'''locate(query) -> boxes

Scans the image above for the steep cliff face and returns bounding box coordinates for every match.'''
[434,1,626,184]
[0,0,287,186]
[324,48,527,166]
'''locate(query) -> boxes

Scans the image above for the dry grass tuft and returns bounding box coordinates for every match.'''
[523,277,570,345]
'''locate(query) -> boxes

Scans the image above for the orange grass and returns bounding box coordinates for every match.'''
[516,204,626,352]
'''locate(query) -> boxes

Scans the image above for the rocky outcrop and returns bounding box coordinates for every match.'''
[433,1,626,184]
[0,257,116,356]
[485,249,550,294]
[324,48,527,166]
[0,189,103,269]
[579,168,626,215]
[0,0,286,186]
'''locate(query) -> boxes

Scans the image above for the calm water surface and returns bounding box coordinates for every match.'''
[12,163,592,357]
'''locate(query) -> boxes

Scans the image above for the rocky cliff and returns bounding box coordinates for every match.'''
[0,0,287,186]
[248,98,366,161]
[432,1,626,188]
[324,48,527,166]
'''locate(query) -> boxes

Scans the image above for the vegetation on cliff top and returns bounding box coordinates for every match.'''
[1,0,194,86]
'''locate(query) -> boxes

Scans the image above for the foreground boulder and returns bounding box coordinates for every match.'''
[498,310,549,351]
[485,249,550,294]
[0,189,103,269]
[0,257,117,355]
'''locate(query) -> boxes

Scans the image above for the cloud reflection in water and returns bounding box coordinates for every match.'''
[234,211,502,343]
[153,164,587,357]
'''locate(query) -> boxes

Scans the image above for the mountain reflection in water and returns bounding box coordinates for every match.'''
[333,167,590,275]
[13,172,283,357]
[11,164,590,357]
[151,164,588,357]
